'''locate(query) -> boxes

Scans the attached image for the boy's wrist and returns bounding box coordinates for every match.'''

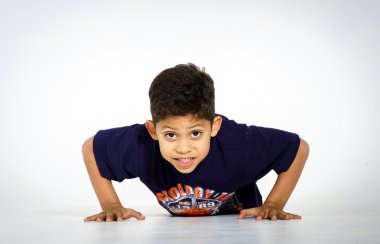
[102,202,123,211]
[263,200,285,210]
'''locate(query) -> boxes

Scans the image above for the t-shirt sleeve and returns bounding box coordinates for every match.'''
[92,124,144,182]
[246,125,300,181]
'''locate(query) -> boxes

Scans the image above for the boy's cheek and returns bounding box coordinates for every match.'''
[158,144,173,160]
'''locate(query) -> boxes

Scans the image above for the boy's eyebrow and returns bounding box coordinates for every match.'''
[160,124,205,130]
[161,125,176,130]
[188,124,205,129]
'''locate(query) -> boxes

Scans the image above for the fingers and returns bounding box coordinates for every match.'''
[84,208,145,222]
[84,212,108,222]
[122,209,145,220]
[106,211,114,222]
[238,208,259,219]
[282,212,302,220]
[238,207,301,221]
[115,210,123,222]
[276,210,301,220]
[132,210,145,220]
[84,214,100,222]
[256,208,269,221]
[239,208,268,220]
[268,208,277,221]
[96,212,106,222]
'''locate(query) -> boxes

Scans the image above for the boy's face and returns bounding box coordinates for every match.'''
[145,114,222,174]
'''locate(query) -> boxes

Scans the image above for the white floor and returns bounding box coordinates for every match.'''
[2,195,379,244]
[1,1,379,243]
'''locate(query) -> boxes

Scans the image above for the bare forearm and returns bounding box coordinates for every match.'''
[82,136,122,210]
[265,138,309,209]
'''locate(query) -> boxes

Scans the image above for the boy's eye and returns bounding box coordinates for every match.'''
[191,130,202,138]
[165,132,176,139]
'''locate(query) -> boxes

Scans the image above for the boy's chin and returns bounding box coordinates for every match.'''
[172,163,199,174]
[175,167,196,174]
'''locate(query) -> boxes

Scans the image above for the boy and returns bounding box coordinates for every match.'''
[82,63,309,222]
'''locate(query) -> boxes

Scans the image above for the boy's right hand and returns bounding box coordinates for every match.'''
[84,205,145,222]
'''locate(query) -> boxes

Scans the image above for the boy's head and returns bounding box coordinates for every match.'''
[145,63,222,174]
[148,63,215,124]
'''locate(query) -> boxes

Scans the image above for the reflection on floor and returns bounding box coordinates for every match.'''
[1,196,379,244]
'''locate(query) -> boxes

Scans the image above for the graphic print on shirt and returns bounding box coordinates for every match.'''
[155,183,238,216]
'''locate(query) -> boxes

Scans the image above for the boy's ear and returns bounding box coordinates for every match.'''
[145,120,158,140]
[210,116,222,137]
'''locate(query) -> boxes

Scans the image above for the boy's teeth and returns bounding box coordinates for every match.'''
[178,158,191,162]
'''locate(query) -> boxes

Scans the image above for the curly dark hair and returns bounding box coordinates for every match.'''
[148,63,215,124]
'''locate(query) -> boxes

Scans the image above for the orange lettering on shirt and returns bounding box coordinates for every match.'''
[194,187,204,198]
[156,192,166,204]
[204,189,214,199]
[185,185,194,195]
[177,183,186,197]
[220,193,234,202]
[169,187,180,200]
[215,192,228,200]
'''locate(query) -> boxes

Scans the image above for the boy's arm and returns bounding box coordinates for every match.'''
[239,138,309,220]
[82,136,145,222]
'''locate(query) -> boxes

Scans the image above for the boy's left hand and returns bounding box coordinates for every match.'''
[238,202,301,221]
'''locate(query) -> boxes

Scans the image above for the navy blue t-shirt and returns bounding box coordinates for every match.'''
[93,115,300,216]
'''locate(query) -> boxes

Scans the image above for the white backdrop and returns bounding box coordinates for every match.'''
[1,0,379,213]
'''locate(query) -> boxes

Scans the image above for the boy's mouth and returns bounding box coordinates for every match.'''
[174,157,195,168]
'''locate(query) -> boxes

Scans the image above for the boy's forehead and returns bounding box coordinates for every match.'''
[156,115,210,130]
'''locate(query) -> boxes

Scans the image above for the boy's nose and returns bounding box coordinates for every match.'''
[175,139,191,154]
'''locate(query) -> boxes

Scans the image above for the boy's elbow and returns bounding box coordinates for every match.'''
[299,138,310,160]
[82,136,94,158]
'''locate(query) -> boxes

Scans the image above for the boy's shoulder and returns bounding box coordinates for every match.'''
[215,115,249,147]
[218,114,249,133]
[95,123,155,149]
